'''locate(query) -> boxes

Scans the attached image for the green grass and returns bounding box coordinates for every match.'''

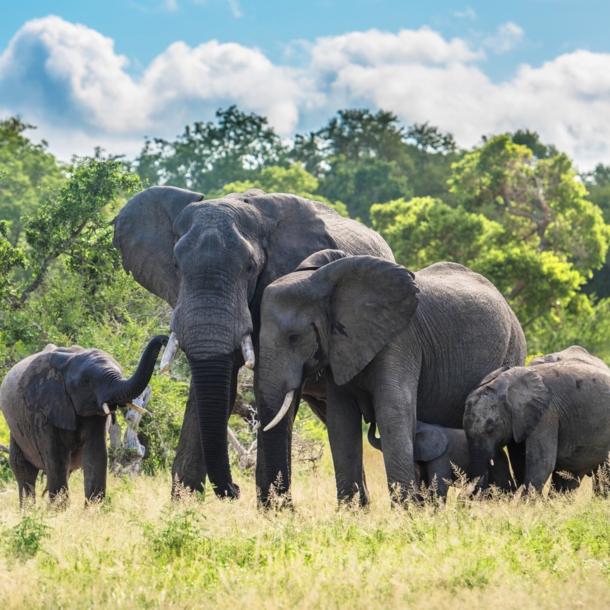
[1,444,610,608]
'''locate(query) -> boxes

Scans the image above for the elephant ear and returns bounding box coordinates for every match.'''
[310,256,420,386]
[19,351,77,431]
[414,422,448,462]
[113,186,204,308]
[476,366,511,389]
[247,194,338,291]
[506,369,552,443]
[296,249,349,272]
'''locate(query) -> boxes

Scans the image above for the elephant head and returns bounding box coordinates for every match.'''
[19,335,168,430]
[257,253,419,499]
[113,187,338,498]
[464,366,552,488]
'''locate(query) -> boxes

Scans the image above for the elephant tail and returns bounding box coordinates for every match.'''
[367,421,382,451]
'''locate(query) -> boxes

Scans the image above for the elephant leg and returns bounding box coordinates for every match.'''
[425,458,452,501]
[82,422,108,503]
[489,448,515,492]
[44,434,70,505]
[172,381,206,497]
[524,416,559,493]
[326,383,369,506]
[9,435,39,508]
[374,371,418,505]
[552,471,580,493]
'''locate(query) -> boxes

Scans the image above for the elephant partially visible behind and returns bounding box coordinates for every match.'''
[465,346,610,494]
[0,336,167,506]
[369,421,514,501]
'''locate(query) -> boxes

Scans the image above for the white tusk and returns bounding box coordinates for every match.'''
[241,335,255,370]
[102,403,110,415]
[160,332,179,372]
[127,402,151,416]
[263,390,294,432]
[253,421,261,431]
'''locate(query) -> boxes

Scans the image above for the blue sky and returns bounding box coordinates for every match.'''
[1,1,610,166]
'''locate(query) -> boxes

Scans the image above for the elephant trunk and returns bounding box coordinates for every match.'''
[110,335,168,404]
[468,445,492,490]
[258,387,298,506]
[189,355,239,499]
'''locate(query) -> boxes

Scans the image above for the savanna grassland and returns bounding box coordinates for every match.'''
[1,441,610,609]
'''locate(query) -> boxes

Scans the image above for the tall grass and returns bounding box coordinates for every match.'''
[1,443,610,608]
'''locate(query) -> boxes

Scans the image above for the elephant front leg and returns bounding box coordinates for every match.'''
[327,384,369,506]
[172,381,206,498]
[44,434,71,506]
[83,423,108,503]
[523,415,559,493]
[9,435,39,508]
[375,385,417,505]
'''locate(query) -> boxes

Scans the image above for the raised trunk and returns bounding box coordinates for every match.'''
[111,335,168,404]
[189,355,239,499]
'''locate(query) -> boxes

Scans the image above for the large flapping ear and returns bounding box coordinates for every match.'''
[296,249,350,272]
[113,186,204,307]
[506,369,552,443]
[310,256,419,386]
[414,422,448,462]
[246,194,338,291]
[19,351,76,431]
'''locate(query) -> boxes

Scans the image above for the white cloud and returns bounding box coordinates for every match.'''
[484,22,524,54]
[164,0,178,11]
[2,16,610,169]
[228,0,243,18]
[454,8,476,20]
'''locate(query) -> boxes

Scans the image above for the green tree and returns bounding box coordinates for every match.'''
[0,117,65,245]
[136,106,288,195]
[373,135,610,331]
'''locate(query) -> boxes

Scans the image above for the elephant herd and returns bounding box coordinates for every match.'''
[2,187,610,507]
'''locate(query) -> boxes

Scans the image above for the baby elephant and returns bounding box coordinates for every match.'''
[0,336,167,506]
[464,346,610,493]
[369,421,512,500]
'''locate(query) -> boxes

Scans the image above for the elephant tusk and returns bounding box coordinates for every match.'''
[253,421,261,431]
[102,403,110,415]
[263,391,294,432]
[160,332,179,372]
[241,335,255,370]
[127,402,151,416]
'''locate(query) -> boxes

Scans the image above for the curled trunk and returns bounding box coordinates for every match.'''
[111,335,168,404]
[190,355,240,499]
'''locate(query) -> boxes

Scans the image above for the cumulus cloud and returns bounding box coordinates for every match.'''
[484,22,524,54]
[2,16,610,168]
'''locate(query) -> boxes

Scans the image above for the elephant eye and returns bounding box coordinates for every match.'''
[246,263,255,276]
[288,333,300,346]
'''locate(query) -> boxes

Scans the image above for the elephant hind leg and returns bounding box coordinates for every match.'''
[9,435,39,508]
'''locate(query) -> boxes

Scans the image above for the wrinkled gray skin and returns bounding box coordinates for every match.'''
[258,253,526,505]
[464,346,610,493]
[113,187,392,501]
[0,336,167,506]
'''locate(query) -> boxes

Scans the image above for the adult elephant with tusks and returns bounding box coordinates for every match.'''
[257,253,527,506]
[113,187,393,501]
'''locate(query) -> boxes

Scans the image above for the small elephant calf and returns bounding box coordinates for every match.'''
[465,346,610,494]
[369,421,513,500]
[0,336,167,506]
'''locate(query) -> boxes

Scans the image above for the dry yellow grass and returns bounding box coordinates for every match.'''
[0,443,609,608]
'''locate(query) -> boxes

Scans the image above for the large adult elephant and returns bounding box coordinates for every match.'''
[113,187,393,500]
[257,253,527,505]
